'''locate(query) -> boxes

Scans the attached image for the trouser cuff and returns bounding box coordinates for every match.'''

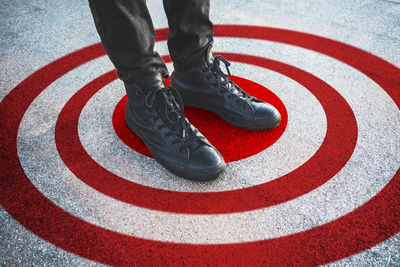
[172,41,213,72]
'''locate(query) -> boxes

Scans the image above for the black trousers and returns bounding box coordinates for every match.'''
[88,0,214,83]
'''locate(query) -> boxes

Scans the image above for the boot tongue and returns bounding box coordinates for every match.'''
[207,50,241,95]
[152,91,179,124]
[152,92,204,151]
[205,45,214,66]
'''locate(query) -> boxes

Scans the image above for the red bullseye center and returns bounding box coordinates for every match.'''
[112,76,288,163]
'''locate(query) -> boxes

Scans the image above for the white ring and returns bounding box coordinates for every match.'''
[17,38,400,244]
[78,61,327,192]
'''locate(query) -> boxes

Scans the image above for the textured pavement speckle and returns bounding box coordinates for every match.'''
[1,0,400,266]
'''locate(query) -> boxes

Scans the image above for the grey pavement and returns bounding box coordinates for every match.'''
[1,0,400,266]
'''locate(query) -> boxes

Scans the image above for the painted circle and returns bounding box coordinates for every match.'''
[0,25,398,265]
[55,50,356,214]
[55,50,357,214]
[113,75,288,163]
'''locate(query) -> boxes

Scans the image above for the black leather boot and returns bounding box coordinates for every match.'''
[171,46,281,130]
[124,71,225,181]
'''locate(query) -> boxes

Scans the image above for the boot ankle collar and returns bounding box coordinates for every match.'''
[126,71,166,92]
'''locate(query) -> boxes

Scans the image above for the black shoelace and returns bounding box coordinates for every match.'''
[144,86,204,152]
[202,55,255,109]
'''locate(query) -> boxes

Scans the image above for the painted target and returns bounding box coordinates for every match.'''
[0,25,399,266]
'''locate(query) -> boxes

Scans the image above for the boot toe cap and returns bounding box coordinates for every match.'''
[187,145,225,179]
[253,102,281,128]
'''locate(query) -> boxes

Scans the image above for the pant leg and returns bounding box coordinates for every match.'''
[163,0,214,72]
[88,0,169,83]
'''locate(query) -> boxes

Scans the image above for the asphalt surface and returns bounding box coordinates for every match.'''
[1,0,400,266]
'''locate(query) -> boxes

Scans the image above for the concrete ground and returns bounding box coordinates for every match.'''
[1,0,400,266]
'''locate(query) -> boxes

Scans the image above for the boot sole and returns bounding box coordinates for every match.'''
[125,105,225,182]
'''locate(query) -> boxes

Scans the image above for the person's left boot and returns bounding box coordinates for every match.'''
[171,46,281,130]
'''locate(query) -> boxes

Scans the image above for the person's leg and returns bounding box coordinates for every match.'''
[163,0,214,72]
[88,0,169,83]
[88,0,225,181]
[166,1,281,130]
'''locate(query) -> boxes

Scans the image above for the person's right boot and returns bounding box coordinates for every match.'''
[124,71,225,181]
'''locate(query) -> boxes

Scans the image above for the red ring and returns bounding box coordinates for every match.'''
[112,74,288,163]
[55,52,356,214]
[1,26,399,265]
